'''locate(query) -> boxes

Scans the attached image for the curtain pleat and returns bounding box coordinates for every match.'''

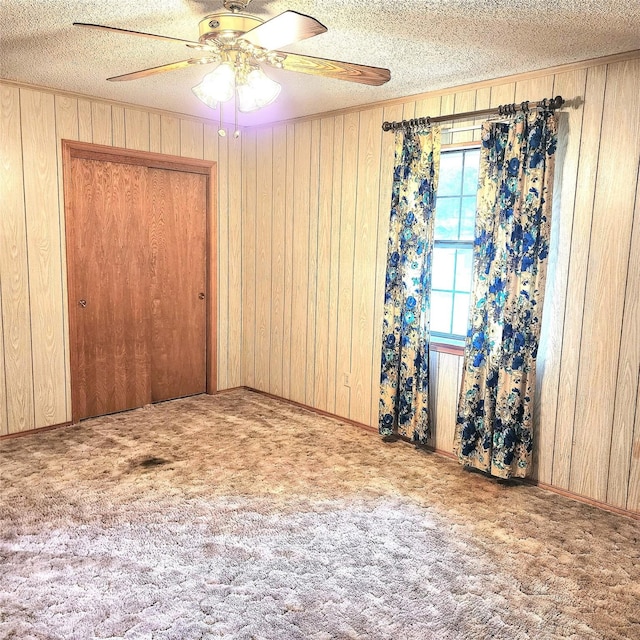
[379,127,441,444]
[454,112,558,478]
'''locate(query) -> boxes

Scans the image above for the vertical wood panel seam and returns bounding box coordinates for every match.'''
[548,69,589,482]
[239,135,243,387]
[253,133,257,384]
[53,96,69,420]
[347,112,362,416]
[565,64,608,487]
[228,139,231,386]
[286,126,293,397]
[620,160,640,508]
[0,270,7,430]
[268,129,274,391]
[626,364,640,510]
[18,89,37,427]
[370,119,387,430]
[308,124,320,404]
[333,117,345,411]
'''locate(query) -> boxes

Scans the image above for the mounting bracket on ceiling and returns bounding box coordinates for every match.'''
[223,0,252,12]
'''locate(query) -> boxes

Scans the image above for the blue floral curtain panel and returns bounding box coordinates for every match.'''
[453,111,558,478]
[379,127,441,444]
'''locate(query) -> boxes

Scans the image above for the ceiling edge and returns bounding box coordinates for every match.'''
[2,48,638,131]
[257,47,640,129]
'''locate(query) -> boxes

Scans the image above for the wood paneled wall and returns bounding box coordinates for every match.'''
[0,83,244,435]
[2,52,639,515]
[241,55,640,514]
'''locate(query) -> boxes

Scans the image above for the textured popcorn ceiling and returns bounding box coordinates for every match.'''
[1,0,639,126]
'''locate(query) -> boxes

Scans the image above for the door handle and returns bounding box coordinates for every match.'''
[79,299,87,308]
[198,292,205,300]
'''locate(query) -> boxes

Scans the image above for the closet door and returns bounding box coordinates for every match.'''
[69,157,151,420]
[149,168,207,402]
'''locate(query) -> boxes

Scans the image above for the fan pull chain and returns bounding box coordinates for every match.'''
[234,99,240,138]
[218,102,226,137]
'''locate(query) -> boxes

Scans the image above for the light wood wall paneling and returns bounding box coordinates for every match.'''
[227,136,243,387]
[370,103,404,428]
[242,129,257,388]
[125,108,150,152]
[77,99,92,143]
[313,117,336,412]
[0,286,6,435]
[552,64,607,489]
[92,102,112,146]
[216,130,229,390]
[350,108,383,426]
[427,349,439,447]
[533,69,588,484]
[570,59,640,502]
[514,76,555,105]
[255,128,273,392]
[0,86,35,433]
[334,112,360,418]
[20,88,67,427]
[305,120,321,406]
[203,123,219,391]
[281,124,295,399]
[289,120,312,404]
[269,125,287,397]
[434,352,462,453]
[451,89,476,145]
[54,94,80,422]
[415,95,441,120]
[180,119,204,159]
[473,87,491,142]
[326,115,344,415]
[489,82,516,109]
[440,94,455,118]
[402,100,415,121]
[161,116,181,156]
[627,374,640,512]
[149,113,161,153]
[112,105,125,147]
[608,158,640,509]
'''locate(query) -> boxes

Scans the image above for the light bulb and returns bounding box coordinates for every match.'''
[192,63,236,108]
[237,68,281,113]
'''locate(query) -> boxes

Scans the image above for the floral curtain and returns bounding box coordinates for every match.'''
[379,127,441,444]
[453,111,558,478]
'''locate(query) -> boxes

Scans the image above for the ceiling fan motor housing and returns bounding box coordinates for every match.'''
[198,12,263,43]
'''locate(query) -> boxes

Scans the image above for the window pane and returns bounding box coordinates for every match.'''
[438,152,463,197]
[459,196,476,240]
[434,197,460,240]
[462,149,481,195]
[452,293,470,336]
[432,247,455,290]
[431,291,453,334]
[454,248,473,292]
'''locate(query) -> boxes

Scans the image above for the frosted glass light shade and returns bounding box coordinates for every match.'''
[237,68,281,113]
[192,63,235,108]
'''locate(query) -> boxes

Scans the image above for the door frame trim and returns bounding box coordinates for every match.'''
[62,140,218,423]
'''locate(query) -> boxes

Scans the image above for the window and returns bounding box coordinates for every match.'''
[431,147,480,345]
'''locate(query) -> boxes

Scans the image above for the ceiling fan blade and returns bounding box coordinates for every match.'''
[73,22,201,47]
[278,52,390,86]
[107,59,205,82]
[240,11,326,51]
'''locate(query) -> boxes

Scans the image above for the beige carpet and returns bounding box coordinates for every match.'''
[0,389,638,640]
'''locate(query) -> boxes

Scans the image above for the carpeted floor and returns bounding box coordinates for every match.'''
[0,390,638,640]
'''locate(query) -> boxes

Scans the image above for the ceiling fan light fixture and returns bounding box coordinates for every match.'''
[237,67,281,113]
[192,62,235,107]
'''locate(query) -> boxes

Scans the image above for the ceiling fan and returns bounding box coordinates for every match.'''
[74,0,390,120]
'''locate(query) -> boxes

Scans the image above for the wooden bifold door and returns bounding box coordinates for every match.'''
[63,142,216,422]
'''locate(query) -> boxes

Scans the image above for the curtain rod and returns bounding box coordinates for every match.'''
[381,95,564,132]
